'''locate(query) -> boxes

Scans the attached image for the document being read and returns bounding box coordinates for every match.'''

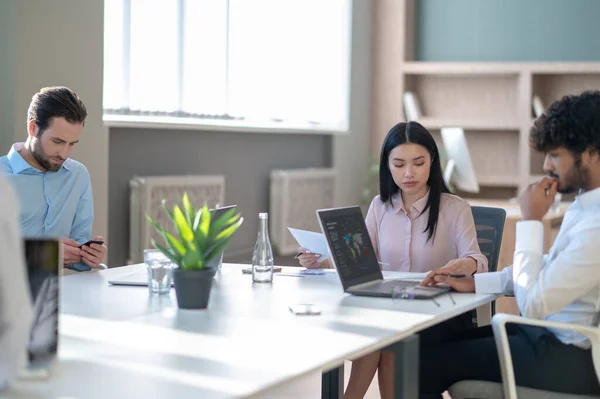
[287,227,330,263]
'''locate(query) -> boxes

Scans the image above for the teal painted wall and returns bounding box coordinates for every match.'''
[417,0,600,61]
[0,0,16,153]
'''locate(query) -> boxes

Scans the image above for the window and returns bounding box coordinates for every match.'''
[103,0,352,132]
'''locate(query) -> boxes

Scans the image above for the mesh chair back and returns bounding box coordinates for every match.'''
[471,206,506,273]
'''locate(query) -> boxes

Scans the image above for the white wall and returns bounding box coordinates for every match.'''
[333,0,372,208]
[0,0,16,153]
[13,0,108,241]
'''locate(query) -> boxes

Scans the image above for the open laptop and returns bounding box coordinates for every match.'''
[316,206,449,299]
[21,238,61,377]
[109,205,237,287]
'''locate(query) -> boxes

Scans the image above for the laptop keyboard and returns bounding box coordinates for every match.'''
[369,279,420,293]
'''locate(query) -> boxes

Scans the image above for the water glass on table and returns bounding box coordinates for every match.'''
[144,249,174,294]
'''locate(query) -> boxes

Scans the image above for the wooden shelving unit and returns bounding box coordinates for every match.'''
[416,117,520,131]
[371,0,600,196]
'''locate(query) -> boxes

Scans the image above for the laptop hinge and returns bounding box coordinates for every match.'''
[349,279,383,290]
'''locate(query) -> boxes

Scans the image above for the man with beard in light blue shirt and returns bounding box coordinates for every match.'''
[0,86,107,272]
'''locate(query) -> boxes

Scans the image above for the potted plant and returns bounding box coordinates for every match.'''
[146,193,243,309]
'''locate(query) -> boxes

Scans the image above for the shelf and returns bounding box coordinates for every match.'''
[372,2,600,203]
[403,62,600,76]
[404,74,519,120]
[530,174,549,182]
[417,117,519,131]
[478,174,520,187]
[530,148,547,175]
[403,62,521,75]
[530,63,600,74]
[532,73,600,118]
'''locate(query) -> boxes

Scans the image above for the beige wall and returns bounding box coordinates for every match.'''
[13,0,108,241]
[333,0,372,208]
[0,0,16,153]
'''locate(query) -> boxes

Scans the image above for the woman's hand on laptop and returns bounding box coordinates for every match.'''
[296,247,329,269]
[420,268,475,292]
[441,257,477,276]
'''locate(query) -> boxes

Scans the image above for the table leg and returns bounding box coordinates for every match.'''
[384,334,420,399]
[321,364,344,399]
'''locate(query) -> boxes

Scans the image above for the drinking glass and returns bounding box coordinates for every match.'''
[144,249,174,294]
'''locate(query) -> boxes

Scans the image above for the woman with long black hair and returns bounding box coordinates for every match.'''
[298,121,487,398]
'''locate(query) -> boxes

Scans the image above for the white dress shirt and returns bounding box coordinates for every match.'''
[475,187,600,349]
[0,175,33,390]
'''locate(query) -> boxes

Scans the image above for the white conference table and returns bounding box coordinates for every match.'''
[6,264,495,399]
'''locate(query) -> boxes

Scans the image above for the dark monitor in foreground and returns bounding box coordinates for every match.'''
[24,239,61,368]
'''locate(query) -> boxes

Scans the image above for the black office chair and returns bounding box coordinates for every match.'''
[471,206,506,274]
[471,206,506,323]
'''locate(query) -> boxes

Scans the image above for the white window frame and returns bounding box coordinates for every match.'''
[103,0,353,135]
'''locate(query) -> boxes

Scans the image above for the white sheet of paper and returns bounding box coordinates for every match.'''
[287,227,330,262]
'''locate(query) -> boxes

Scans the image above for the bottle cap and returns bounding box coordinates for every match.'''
[259,212,268,219]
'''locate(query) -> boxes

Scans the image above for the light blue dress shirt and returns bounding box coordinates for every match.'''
[0,144,94,271]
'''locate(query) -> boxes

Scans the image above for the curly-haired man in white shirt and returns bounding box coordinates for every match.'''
[420,90,600,398]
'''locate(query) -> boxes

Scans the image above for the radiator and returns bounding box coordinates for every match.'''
[128,175,225,264]
[269,168,336,255]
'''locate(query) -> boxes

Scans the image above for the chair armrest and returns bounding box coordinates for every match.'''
[492,314,600,399]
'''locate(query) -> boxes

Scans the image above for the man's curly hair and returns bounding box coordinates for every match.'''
[530,90,600,155]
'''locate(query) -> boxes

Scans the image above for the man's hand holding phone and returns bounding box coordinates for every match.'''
[61,238,83,266]
[79,239,104,248]
[80,236,107,268]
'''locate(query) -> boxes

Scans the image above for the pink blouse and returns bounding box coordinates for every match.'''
[365,192,488,273]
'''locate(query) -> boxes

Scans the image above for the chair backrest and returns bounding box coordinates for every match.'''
[471,206,506,273]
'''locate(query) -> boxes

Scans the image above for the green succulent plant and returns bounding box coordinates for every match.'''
[146,193,243,270]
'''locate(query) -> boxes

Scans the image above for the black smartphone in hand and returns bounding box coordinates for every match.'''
[79,240,104,248]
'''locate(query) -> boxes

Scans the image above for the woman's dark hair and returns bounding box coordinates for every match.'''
[379,121,450,242]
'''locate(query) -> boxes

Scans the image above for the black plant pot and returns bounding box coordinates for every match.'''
[172,268,216,309]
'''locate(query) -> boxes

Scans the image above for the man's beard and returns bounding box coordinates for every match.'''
[32,139,63,172]
[552,156,589,194]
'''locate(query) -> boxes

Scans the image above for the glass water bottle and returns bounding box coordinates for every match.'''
[252,212,274,283]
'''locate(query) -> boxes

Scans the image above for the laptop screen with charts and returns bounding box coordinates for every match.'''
[23,238,61,370]
[316,206,383,290]
[317,206,449,299]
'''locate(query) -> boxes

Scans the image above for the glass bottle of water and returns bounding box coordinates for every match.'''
[252,212,274,283]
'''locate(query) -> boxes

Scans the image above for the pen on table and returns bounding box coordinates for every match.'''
[445,274,467,304]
